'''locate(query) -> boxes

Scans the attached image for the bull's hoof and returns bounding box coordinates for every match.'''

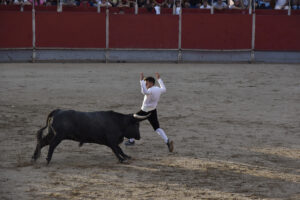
[31,158,36,164]
[32,151,41,161]
[124,155,131,160]
[120,159,130,164]
[31,155,36,161]
[79,142,84,147]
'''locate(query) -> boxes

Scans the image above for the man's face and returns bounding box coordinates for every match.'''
[146,81,154,89]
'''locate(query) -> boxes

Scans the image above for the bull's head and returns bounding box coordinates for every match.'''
[124,114,150,140]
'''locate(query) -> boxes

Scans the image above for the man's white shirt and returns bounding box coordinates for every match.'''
[140,79,166,112]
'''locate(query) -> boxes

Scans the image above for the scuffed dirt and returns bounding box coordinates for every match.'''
[0,63,299,199]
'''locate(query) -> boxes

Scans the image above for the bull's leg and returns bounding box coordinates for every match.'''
[117,146,131,160]
[46,137,62,164]
[32,134,54,161]
[110,145,125,163]
[32,144,41,161]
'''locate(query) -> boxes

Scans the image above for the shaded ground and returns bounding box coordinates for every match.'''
[0,63,299,199]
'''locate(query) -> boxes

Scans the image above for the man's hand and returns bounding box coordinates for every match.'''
[155,72,160,79]
[140,73,144,81]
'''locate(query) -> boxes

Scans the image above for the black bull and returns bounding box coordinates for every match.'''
[32,109,149,164]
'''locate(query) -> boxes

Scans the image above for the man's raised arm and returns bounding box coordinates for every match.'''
[140,73,151,95]
[155,73,166,93]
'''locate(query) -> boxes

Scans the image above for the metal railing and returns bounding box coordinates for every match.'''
[0,0,297,63]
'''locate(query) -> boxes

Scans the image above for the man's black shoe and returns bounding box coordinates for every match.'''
[167,140,174,152]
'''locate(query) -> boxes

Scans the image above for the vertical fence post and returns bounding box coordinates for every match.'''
[177,0,182,63]
[97,1,101,13]
[173,0,176,15]
[32,0,36,62]
[105,5,109,63]
[288,0,291,16]
[249,0,252,15]
[135,0,138,15]
[20,2,24,12]
[251,0,255,62]
[60,0,63,12]
[57,0,63,12]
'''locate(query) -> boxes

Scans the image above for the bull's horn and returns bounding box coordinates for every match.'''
[133,113,151,119]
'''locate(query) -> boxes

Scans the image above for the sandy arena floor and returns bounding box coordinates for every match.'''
[0,63,299,200]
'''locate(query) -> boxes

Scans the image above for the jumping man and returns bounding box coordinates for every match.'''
[125,72,174,152]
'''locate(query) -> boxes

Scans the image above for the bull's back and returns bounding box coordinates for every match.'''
[51,110,122,143]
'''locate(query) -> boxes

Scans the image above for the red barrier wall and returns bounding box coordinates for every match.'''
[1,9,300,52]
[182,14,252,49]
[255,15,300,51]
[0,11,32,48]
[255,10,288,15]
[109,15,178,49]
[0,5,21,11]
[36,12,106,48]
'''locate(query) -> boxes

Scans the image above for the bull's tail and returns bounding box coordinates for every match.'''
[37,109,60,142]
[33,109,60,161]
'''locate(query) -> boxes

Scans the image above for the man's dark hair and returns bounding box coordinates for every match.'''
[145,77,155,85]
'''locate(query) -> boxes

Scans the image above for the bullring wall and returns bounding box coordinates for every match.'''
[0,7,300,63]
